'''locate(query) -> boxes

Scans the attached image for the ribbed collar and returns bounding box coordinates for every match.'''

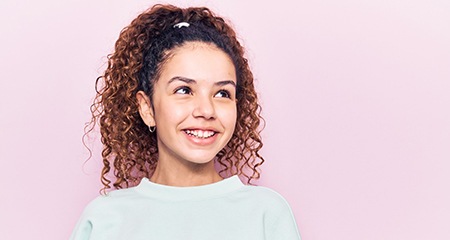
[134,175,244,201]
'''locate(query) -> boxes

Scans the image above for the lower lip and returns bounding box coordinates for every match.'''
[183,131,218,146]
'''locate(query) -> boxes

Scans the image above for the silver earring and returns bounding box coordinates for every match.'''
[149,126,156,133]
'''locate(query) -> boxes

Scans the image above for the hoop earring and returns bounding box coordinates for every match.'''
[149,126,156,133]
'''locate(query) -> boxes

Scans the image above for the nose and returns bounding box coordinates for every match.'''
[192,95,216,120]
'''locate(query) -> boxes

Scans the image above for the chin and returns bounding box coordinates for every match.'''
[185,157,215,165]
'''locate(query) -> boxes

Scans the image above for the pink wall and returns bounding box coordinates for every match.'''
[1,0,449,239]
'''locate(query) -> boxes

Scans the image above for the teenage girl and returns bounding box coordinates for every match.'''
[71,4,301,240]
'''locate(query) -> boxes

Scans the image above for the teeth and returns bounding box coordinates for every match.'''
[185,129,215,138]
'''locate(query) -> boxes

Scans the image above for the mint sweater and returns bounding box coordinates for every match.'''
[70,176,301,240]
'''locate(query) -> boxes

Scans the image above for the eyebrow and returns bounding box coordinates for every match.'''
[168,76,236,88]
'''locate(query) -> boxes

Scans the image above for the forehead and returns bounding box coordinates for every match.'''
[159,41,237,82]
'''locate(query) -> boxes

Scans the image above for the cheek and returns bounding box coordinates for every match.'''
[154,101,188,126]
[219,104,237,128]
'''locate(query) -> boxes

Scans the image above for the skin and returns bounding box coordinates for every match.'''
[136,41,237,187]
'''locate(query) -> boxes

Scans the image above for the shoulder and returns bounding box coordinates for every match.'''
[245,185,301,239]
[81,187,140,217]
[70,187,143,240]
[241,185,291,203]
[236,185,294,213]
[237,185,301,239]
[243,185,286,198]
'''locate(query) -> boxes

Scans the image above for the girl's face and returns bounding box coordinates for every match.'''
[137,42,237,166]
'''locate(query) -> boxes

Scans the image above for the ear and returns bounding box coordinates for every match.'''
[136,91,155,127]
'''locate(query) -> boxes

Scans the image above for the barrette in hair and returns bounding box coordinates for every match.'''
[173,22,190,28]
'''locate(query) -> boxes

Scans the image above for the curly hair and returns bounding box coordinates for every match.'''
[85,4,265,191]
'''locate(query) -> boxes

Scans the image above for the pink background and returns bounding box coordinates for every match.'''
[1,0,449,239]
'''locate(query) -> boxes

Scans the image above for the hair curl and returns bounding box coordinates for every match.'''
[85,4,265,191]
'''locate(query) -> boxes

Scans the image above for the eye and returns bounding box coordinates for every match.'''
[215,89,231,99]
[174,86,192,95]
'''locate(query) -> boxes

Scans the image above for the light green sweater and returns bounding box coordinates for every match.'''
[70,176,301,240]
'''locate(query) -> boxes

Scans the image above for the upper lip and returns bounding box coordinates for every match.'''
[182,127,220,133]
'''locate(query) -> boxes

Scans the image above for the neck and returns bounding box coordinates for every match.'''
[150,158,223,187]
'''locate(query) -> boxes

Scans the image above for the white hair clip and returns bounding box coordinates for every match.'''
[173,22,190,28]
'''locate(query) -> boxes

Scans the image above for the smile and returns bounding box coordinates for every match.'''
[183,129,216,139]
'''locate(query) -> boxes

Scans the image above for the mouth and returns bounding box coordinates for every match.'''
[183,129,217,139]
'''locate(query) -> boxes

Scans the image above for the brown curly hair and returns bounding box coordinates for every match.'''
[85,4,265,191]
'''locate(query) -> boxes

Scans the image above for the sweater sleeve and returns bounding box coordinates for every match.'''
[262,189,302,240]
[69,218,92,240]
[69,197,101,240]
[266,204,301,240]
